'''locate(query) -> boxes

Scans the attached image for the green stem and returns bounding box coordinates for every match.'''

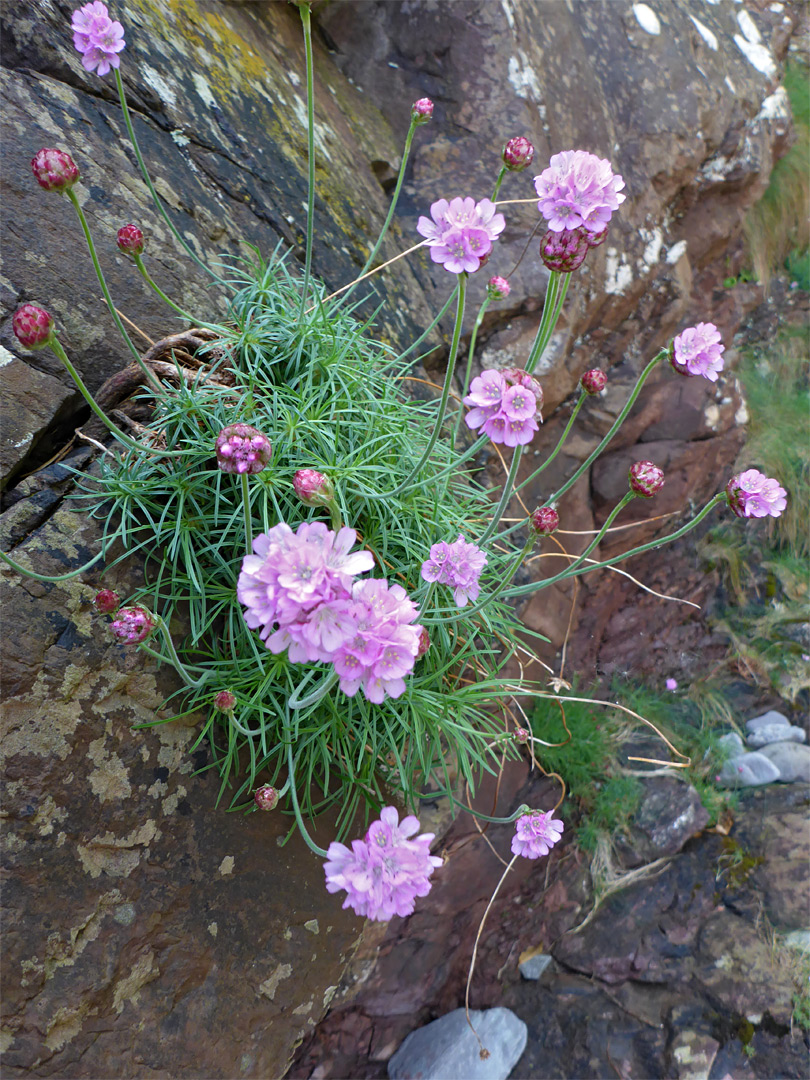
[0,542,110,583]
[490,166,508,201]
[389,283,460,372]
[478,446,523,545]
[141,617,208,689]
[113,68,232,290]
[286,740,328,859]
[132,254,198,323]
[297,3,316,324]
[240,473,253,555]
[505,493,726,600]
[289,668,339,710]
[452,296,490,451]
[525,271,571,376]
[418,793,530,825]
[513,394,586,497]
[327,501,343,532]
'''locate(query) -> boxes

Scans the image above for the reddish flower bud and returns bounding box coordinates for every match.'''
[531,506,560,535]
[502,136,535,172]
[501,367,544,412]
[254,785,279,811]
[540,228,590,272]
[31,148,80,193]
[487,275,511,301]
[110,605,156,643]
[515,727,530,743]
[216,423,272,475]
[416,626,430,659]
[93,589,120,614]
[411,98,434,124]
[117,223,145,256]
[629,461,665,498]
[293,468,335,507]
[584,225,608,248]
[12,304,54,350]
[214,690,237,712]
[580,369,607,395]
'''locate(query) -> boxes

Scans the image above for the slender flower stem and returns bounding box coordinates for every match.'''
[513,394,586,496]
[525,271,571,376]
[504,493,726,600]
[132,254,198,322]
[297,3,316,324]
[286,740,328,858]
[143,617,209,689]
[490,166,508,201]
[478,447,523,545]
[437,796,530,825]
[337,119,419,311]
[452,296,490,450]
[113,68,232,290]
[289,668,339,710]
[0,543,110,583]
[546,350,667,506]
[387,282,460,373]
[240,473,253,555]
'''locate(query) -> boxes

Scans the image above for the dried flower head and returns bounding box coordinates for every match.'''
[487,275,511,301]
[534,150,625,234]
[502,136,535,171]
[117,223,145,256]
[254,785,279,811]
[629,460,665,498]
[671,323,725,383]
[511,810,564,859]
[416,626,431,659]
[12,304,54,350]
[31,148,80,193]
[726,469,787,519]
[530,506,560,535]
[293,469,335,507]
[72,1,126,76]
[515,727,530,744]
[215,423,272,475]
[93,588,120,614]
[110,605,156,644]
[580,369,607,395]
[411,97,434,124]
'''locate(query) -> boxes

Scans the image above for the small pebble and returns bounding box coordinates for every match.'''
[717,732,744,752]
[519,953,552,981]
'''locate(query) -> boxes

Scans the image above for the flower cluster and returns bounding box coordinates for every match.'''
[417,196,505,275]
[72,1,125,76]
[237,523,424,702]
[511,810,564,859]
[110,605,155,643]
[420,534,487,608]
[31,148,80,193]
[534,150,625,234]
[324,806,443,921]
[670,323,725,383]
[463,367,541,446]
[215,423,272,475]
[726,469,787,519]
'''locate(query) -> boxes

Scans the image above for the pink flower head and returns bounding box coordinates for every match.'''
[502,136,535,172]
[540,227,591,272]
[215,423,272,475]
[411,97,434,124]
[515,727,530,743]
[293,468,335,507]
[511,810,564,859]
[725,469,787,519]
[671,323,725,383]
[531,506,559,535]
[420,534,487,608]
[117,223,144,256]
[110,605,155,644]
[324,805,443,921]
[254,785,279,811]
[534,150,625,234]
[12,304,54,350]
[416,197,505,275]
[487,275,511,301]
[463,368,540,446]
[93,588,120,614]
[665,678,678,691]
[72,1,126,76]
[581,369,607,395]
[629,460,665,498]
[31,148,80,193]
[213,690,237,712]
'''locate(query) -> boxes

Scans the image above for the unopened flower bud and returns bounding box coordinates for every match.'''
[515,727,530,743]
[117,223,145,256]
[584,225,608,248]
[12,304,54,350]
[416,626,430,659]
[580,369,607,395]
[110,605,156,643]
[629,461,665,498]
[216,423,272,475]
[293,468,335,507]
[411,98,434,124]
[254,785,279,811]
[487,275,511,301]
[502,136,534,172]
[214,690,237,713]
[531,506,559,535]
[93,589,120,614]
[540,228,590,272]
[31,148,80,193]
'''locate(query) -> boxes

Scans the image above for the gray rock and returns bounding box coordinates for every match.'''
[717,732,745,753]
[758,742,810,783]
[388,1007,527,1080]
[746,710,791,733]
[717,753,781,788]
[783,930,810,954]
[518,953,552,981]
[626,777,709,861]
[747,724,806,749]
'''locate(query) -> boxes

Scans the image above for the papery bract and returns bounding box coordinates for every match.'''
[580,369,607,395]
[117,223,145,255]
[254,785,279,811]
[540,227,590,272]
[93,588,120,614]
[511,810,564,859]
[502,136,534,171]
[531,506,559,535]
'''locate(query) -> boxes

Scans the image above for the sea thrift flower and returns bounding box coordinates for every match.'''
[581,369,608,395]
[540,227,591,272]
[93,588,120,614]
[515,727,530,744]
[117,223,145,256]
[463,368,540,446]
[324,805,443,921]
[665,678,678,691]
[293,469,335,507]
[671,323,725,383]
[511,810,564,859]
[629,461,665,498]
[502,136,535,171]
[725,469,787,519]
[420,534,487,608]
[12,304,54,350]
[531,506,559,535]
[215,423,272,475]
[254,785,279,811]
[411,97,434,124]
[487,275,511,301]
[213,690,237,712]
[30,148,80,193]
[72,1,126,76]
[110,605,155,644]
[534,150,625,234]
[416,197,505,275]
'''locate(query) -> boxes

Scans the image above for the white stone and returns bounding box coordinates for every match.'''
[388,1008,527,1080]
[747,724,805,749]
[716,752,780,788]
[746,710,790,733]
[519,953,552,980]
[758,742,810,783]
[632,4,661,35]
